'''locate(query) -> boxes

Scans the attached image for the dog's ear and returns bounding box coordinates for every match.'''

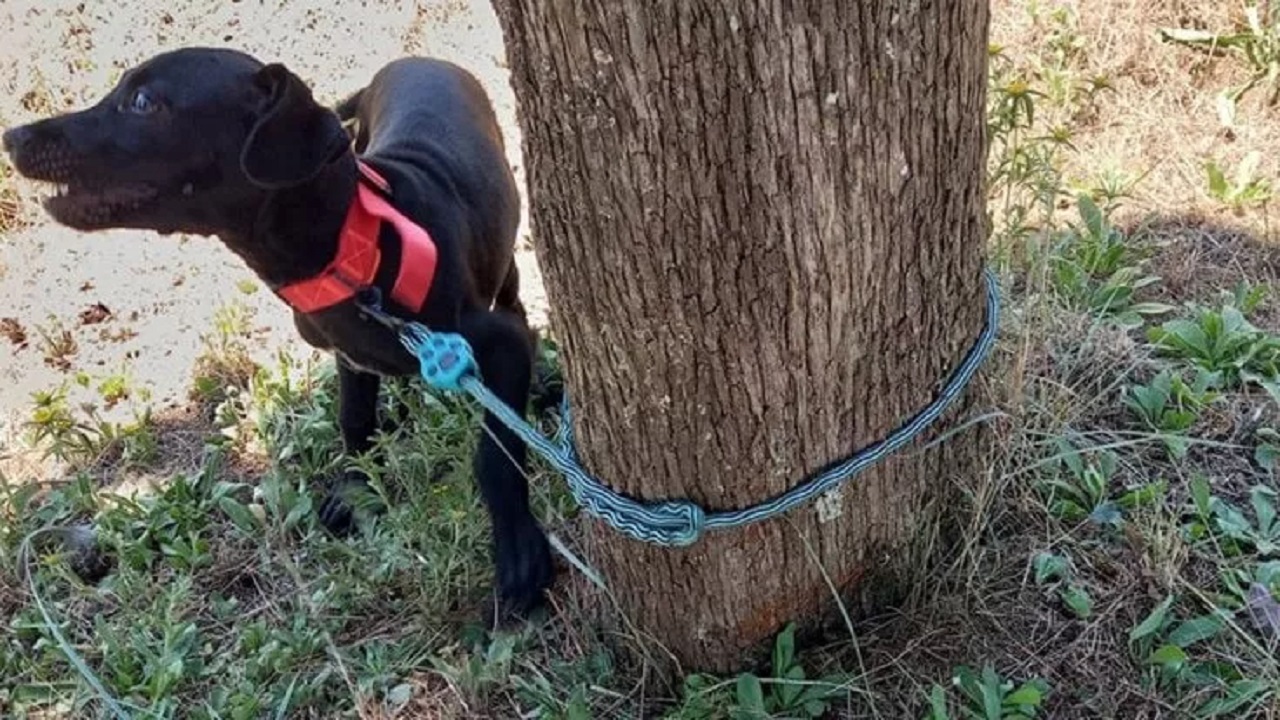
[239,64,349,189]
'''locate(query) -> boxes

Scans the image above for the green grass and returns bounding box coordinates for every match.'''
[6,2,1280,718]
[2,350,600,718]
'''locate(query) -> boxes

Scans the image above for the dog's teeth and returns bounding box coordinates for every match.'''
[181,183,193,196]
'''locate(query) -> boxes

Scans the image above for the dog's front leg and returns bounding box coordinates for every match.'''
[460,309,554,621]
[318,359,382,535]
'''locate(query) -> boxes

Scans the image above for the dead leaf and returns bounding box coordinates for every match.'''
[79,302,112,325]
[0,317,28,349]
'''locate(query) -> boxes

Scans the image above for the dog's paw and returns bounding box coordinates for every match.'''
[493,517,555,622]
[317,471,375,536]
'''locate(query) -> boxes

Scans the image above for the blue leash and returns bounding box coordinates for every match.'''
[361,268,1000,547]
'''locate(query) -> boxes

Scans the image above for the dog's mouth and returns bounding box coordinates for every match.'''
[38,181,161,230]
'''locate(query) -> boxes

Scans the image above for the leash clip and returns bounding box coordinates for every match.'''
[399,325,476,392]
[353,286,408,333]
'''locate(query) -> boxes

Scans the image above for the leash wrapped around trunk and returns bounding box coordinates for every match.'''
[356,267,1002,548]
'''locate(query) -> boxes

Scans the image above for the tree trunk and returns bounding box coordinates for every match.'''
[492,0,992,672]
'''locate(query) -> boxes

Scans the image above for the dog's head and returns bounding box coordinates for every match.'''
[1,47,349,235]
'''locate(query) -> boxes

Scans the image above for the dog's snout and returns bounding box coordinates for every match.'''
[2,125,32,156]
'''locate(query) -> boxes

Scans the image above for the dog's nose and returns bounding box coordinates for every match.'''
[2,125,32,155]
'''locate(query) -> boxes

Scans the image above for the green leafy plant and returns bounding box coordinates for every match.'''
[190,301,261,408]
[1205,152,1273,211]
[1032,551,1093,619]
[1048,194,1170,326]
[1182,475,1280,558]
[1254,427,1280,472]
[985,17,1109,274]
[1195,680,1275,719]
[1040,439,1163,526]
[1146,302,1280,402]
[1040,440,1115,524]
[985,47,1064,267]
[1126,592,1269,717]
[1124,367,1222,458]
[1129,595,1228,691]
[1183,474,1217,545]
[429,632,520,701]
[922,664,1048,720]
[1227,280,1270,315]
[25,384,157,468]
[1220,560,1280,609]
[674,624,846,720]
[1209,485,1280,557]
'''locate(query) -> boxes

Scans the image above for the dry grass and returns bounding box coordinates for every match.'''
[0,165,22,235]
[995,1,1280,225]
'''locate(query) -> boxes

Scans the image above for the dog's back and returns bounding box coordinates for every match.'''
[344,59,520,306]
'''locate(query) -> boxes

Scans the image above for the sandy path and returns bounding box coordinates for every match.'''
[0,0,546,471]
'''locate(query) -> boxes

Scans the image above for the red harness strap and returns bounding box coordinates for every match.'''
[276,160,438,314]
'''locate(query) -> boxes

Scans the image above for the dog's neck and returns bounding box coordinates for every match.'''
[221,152,359,289]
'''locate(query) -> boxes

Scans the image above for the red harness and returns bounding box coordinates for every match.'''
[276,160,438,314]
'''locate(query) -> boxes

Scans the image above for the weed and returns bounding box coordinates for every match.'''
[1124,367,1221,458]
[1160,3,1280,123]
[1031,551,1093,619]
[1124,592,1273,716]
[189,302,261,408]
[922,664,1049,720]
[25,383,157,469]
[1128,594,1228,691]
[984,4,1112,276]
[35,318,78,372]
[1254,427,1280,471]
[1146,301,1280,401]
[1205,152,1273,212]
[670,624,847,719]
[1047,194,1171,327]
[1039,437,1165,527]
[429,631,521,705]
[1220,559,1280,610]
[1206,485,1280,558]
[95,371,133,411]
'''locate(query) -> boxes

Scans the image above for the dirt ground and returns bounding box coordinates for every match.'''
[0,0,548,478]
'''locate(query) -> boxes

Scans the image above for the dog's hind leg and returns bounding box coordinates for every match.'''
[459,308,553,621]
[318,360,382,534]
[494,261,528,322]
[494,262,561,416]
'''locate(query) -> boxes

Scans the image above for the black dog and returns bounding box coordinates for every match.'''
[2,48,554,619]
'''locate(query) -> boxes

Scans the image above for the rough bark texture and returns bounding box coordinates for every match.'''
[492,0,992,672]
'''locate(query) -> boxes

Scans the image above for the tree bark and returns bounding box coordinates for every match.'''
[492,0,992,672]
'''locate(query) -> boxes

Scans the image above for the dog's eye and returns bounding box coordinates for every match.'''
[124,89,158,115]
